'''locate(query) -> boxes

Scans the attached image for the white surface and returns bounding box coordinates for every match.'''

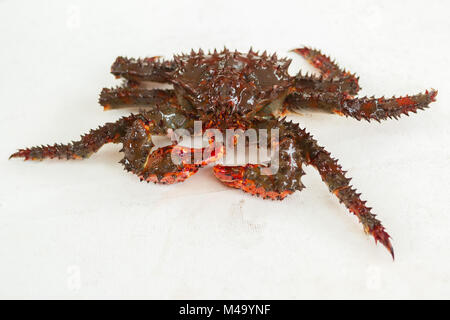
[1,0,449,299]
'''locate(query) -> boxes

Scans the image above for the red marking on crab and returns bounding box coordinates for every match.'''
[213,165,293,200]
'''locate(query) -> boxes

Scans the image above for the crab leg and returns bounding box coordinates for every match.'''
[99,87,177,110]
[293,74,360,96]
[287,121,394,258]
[111,56,175,83]
[9,116,136,160]
[292,47,357,78]
[285,90,437,121]
[292,47,360,94]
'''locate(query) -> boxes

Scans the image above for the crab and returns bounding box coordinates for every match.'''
[10,47,438,259]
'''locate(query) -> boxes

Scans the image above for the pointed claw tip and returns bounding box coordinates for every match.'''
[383,239,395,261]
[372,225,395,260]
[389,247,395,261]
[375,237,395,260]
[9,151,23,160]
[290,47,310,57]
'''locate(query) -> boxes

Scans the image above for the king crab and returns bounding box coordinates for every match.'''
[10,47,438,258]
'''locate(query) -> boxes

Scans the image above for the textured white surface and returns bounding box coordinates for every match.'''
[0,0,449,299]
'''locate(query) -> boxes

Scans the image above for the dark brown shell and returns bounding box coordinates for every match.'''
[170,48,292,117]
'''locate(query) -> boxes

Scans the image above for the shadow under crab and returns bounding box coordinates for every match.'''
[10,47,438,259]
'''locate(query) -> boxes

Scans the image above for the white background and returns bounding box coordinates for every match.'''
[1,0,449,299]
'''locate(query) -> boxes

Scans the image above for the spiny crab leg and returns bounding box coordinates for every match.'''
[292,47,357,79]
[291,122,394,259]
[99,87,177,110]
[10,116,136,160]
[111,56,175,83]
[293,74,360,96]
[292,47,360,95]
[285,90,437,121]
